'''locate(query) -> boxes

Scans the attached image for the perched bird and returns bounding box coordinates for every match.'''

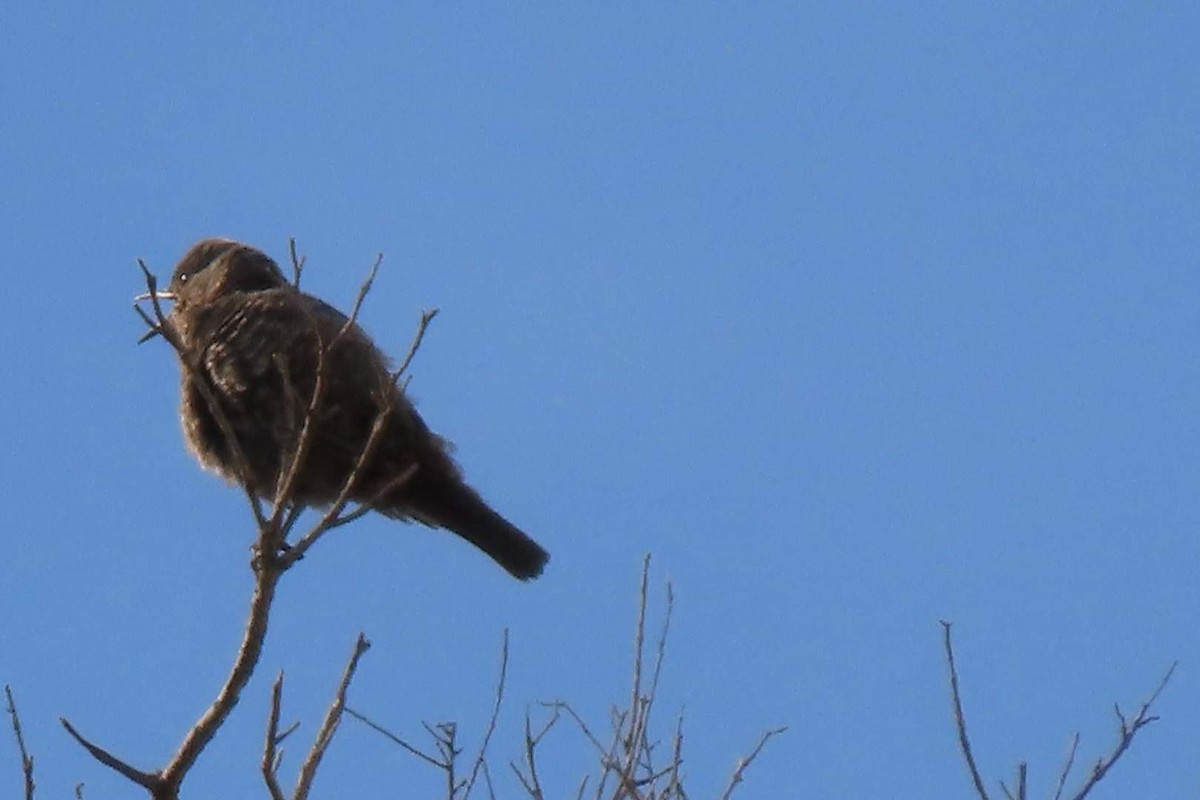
[141,238,548,580]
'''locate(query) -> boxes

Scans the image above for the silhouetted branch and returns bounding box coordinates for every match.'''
[349,631,508,799]
[1052,734,1080,800]
[5,686,36,800]
[262,672,289,800]
[717,726,787,800]
[1062,662,1175,800]
[291,634,371,799]
[463,630,508,799]
[942,621,1175,800]
[941,620,991,800]
[519,557,781,799]
[60,717,159,792]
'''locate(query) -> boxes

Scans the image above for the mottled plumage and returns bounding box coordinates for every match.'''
[156,238,548,580]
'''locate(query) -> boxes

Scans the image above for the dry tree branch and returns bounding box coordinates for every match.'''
[524,557,780,800]
[262,672,289,800]
[940,620,991,800]
[5,685,36,800]
[59,718,159,791]
[1062,662,1176,800]
[998,762,1027,800]
[942,620,1176,800]
[261,636,372,800]
[462,630,509,799]
[344,708,444,769]
[1052,734,1080,800]
[510,705,561,799]
[348,629,509,800]
[717,727,787,800]
[292,634,372,800]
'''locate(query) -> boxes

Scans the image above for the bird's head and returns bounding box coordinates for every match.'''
[136,239,288,343]
[166,239,288,304]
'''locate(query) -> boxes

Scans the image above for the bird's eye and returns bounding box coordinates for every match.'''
[179,273,189,283]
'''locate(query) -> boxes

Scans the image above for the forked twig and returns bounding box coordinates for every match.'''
[1063,662,1176,800]
[942,620,1176,800]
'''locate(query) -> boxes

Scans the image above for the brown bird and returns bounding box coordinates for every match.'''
[142,238,548,580]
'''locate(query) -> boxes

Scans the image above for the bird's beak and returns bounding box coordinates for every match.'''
[134,290,176,302]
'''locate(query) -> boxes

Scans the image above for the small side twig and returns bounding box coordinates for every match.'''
[288,239,305,289]
[942,620,1175,800]
[717,727,787,800]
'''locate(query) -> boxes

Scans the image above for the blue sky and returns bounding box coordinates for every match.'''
[1,4,1198,798]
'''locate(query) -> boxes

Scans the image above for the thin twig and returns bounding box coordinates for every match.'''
[345,708,444,769]
[392,308,440,383]
[5,686,36,800]
[515,704,560,800]
[59,718,159,790]
[666,711,685,798]
[261,671,287,800]
[716,727,787,800]
[1065,662,1176,800]
[293,634,372,800]
[1052,733,1081,800]
[941,620,991,800]
[288,239,305,289]
[463,630,508,798]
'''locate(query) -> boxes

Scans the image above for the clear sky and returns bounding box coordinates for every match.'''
[1,4,1198,798]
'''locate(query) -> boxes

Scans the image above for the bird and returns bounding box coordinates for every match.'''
[140,238,549,581]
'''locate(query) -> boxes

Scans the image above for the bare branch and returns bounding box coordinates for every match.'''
[345,708,444,769]
[510,704,560,800]
[261,672,287,800]
[156,551,283,795]
[463,630,508,798]
[5,686,35,800]
[293,634,372,800]
[940,620,991,800]
[717,727,787,800]
[393,308,440,384]
[59,718,159,791]
[1052,733,1080,800]
[1065,662,1176,800]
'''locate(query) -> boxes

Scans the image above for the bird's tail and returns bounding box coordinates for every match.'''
[386,476,549,581]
